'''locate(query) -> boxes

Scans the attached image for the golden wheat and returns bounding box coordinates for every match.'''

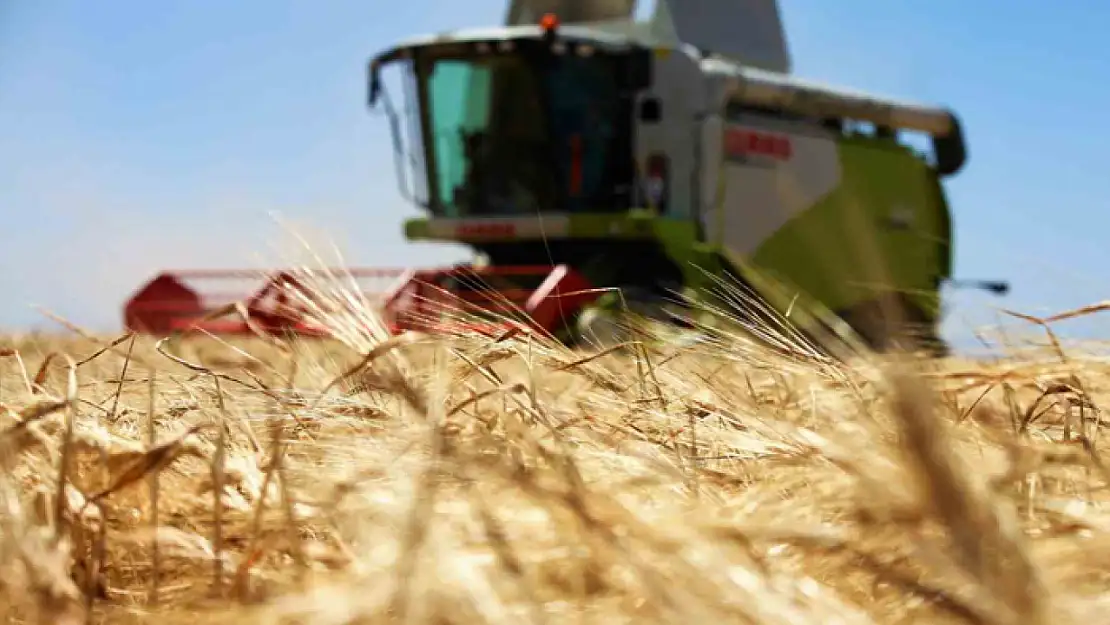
[3,279,1110,625]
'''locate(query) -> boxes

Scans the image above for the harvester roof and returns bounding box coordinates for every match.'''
[372,22,645,66]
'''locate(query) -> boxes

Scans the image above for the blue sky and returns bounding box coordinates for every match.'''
[2,1,1109,348]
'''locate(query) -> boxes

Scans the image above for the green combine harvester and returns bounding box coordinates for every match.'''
[124,0,1007,352]
[360,0,1009,351]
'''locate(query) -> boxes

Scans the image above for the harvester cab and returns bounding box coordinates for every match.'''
[123,0,998,351]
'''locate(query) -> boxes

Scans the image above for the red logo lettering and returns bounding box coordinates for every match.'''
[724,128,793,161]
[455,222,516,238]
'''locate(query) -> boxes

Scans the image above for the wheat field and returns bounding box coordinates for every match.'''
[3,279,1110,625]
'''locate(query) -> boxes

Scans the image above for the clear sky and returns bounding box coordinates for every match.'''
[2,1,1109,348]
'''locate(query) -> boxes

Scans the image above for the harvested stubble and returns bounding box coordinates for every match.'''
[3,306,1110,625]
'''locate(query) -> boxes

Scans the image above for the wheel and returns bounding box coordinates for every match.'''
[573,286,679,348]
[838,294,947,356]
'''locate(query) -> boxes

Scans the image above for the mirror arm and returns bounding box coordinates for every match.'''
[368,60,382,107]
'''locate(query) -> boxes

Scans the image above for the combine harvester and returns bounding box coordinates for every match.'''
[123,0,1007,351]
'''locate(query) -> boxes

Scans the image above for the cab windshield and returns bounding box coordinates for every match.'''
[414,44,630,217]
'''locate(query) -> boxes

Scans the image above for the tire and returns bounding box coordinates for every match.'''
[573,286,677,348]
[838,294,947,356]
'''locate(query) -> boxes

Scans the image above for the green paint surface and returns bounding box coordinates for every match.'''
[744,138,953,320]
